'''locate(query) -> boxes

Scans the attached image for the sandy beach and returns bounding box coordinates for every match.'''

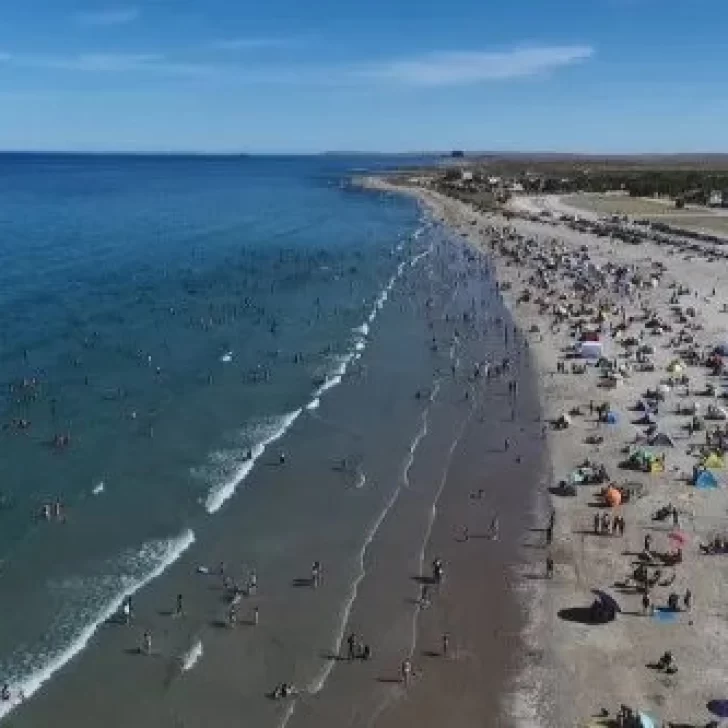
[369,176,728,727]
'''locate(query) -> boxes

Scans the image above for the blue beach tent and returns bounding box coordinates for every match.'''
[695,469,719,490]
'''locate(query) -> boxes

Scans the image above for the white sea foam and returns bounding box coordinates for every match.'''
[410,248,431,268]
[281,240,436,718]
[203,410,302,514]
[409,387,471,655]
[180,639,203,672]
[92,481,105,495]
[315,373,342,398]
[220,351,233,363]
[306,397,320,411]
[306,467,404,697]
[0,528,195,723]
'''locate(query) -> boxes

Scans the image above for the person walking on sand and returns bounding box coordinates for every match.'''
[401,658,412,685]
[546,556,554,579]
[142,630,152,656]
[227,603,237,628]
[347,633,358,661]
[252,606,259,626]
[247,570,258,596]
[311,560,322,588]
[489,515,499,541]
[642,592,652,616]
[442,633,450,658]
[174,593,184,618]
[419,584,431,609]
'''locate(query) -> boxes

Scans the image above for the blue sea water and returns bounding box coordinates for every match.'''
[0,154,432,712]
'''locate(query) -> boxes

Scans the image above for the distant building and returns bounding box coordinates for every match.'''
[461,170,474,182]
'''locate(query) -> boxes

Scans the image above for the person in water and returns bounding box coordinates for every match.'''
[122,596,133,625]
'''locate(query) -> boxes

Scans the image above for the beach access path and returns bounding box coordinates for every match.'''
[367,178,728,728]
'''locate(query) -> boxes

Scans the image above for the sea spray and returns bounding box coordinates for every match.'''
[180,639,203,672]
[0,528,195,723]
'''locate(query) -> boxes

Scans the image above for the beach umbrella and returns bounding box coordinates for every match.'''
[592,588,621,613]
[605,487,622,508]
[668,531,688,546]
[707,700,728,718]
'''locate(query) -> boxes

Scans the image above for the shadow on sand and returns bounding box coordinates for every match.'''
[558,607,606,625]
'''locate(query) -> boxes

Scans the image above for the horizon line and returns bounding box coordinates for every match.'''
[2,149,728,158]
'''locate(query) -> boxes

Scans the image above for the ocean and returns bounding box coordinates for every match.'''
[0,155,541,728]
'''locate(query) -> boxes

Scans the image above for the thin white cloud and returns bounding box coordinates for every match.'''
[76,7,140,27]
[210,37,304,51]
[1,43,593,86]
[362,46,594,86]
[14,53,214,76]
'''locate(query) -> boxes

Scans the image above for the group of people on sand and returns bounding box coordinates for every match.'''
[346,632,371,661]
[39,500,65,523]
[593,511,625,536]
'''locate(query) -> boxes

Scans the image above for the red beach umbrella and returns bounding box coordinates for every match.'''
[668,531,687,545]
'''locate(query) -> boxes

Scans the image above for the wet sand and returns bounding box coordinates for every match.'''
[7,215,547,728]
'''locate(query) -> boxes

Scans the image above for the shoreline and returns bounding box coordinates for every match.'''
[368,173,728,727]
[4,199,545,728]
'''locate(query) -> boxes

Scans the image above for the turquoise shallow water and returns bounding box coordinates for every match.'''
[0,154,432,712]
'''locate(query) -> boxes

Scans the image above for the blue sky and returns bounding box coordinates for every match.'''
[0,0,726,152]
